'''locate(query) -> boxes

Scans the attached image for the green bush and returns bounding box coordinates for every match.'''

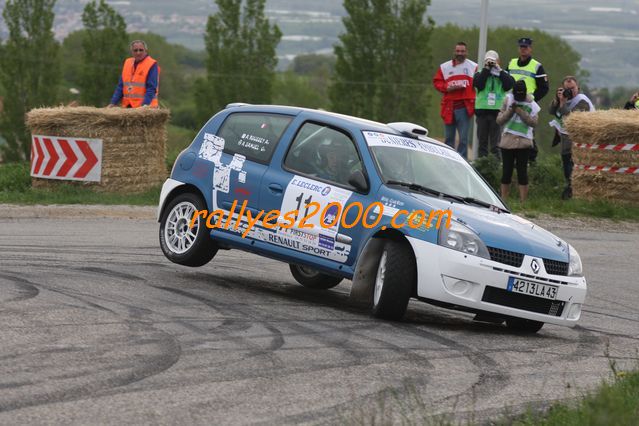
[473,153,566,198]
[528,154,565,198]
[0,162,31,192]
[472,154,501,191]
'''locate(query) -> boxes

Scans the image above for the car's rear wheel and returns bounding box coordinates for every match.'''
[372,239,416,320]
[506,318,544,334]
[159,192,218,267]
[289,264,343,289]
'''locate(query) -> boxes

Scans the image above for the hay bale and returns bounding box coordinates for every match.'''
[565,109,639,146]
[27,106,170,193]
[572,169,639,204]
[573,148,639,169]
[565,109,638,204]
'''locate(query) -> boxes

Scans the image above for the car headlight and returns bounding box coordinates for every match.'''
[568,244,583,276]
[438,221,490,259]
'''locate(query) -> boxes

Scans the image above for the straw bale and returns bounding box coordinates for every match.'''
[27,106,169,193]
[573,148,639,169]
[573,169,639,204]
[565,109,639,146]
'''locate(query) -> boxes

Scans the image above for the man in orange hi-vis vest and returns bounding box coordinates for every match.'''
[107,40,160,108]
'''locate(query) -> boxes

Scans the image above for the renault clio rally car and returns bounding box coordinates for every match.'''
[158,104,587,333]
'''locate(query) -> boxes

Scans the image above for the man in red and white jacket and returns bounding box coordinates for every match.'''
[433,42,477,159]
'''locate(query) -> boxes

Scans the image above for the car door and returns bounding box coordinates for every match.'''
[203,111,293,233]
[258,120,371,267]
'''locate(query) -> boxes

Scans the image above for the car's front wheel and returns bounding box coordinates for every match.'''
[289,264,343,289]
[506,318,544,334]
[372,239,416,320]
[159,192,218,267]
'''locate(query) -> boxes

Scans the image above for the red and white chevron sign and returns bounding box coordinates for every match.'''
[30,135,102,182]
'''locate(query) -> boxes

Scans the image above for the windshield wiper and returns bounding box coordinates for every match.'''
[386,180,463,203]
[386,180,509,213]
[460,196,510,213]
[385,180,444,198]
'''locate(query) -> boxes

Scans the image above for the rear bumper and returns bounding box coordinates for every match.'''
[407,237,587,327]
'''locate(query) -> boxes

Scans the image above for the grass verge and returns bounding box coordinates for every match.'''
[510,370,639,426]
[0,162,159,205]
[508,197,639,221]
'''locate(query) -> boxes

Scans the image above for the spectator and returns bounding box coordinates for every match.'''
[107,40,160,108]
[549,76,595,200]
[623,91,639,110]
[506,37,549,163]
[433,42,477,159]
[473,49,514,158]
[496,80,540,203]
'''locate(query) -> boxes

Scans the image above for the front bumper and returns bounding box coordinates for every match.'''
[408,236,587,327]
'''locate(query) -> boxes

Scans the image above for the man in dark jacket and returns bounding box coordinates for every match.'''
[473,50,514,158]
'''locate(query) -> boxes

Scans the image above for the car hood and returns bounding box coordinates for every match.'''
[411,194,569,262]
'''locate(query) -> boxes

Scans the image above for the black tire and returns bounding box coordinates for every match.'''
[289,264,343,289]
[372,239,416,320]
[506,318,544,334]
[159,192,218,267]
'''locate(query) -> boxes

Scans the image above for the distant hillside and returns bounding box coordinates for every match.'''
[0,0,636,88]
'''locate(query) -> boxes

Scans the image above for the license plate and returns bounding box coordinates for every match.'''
[507,277,558,300]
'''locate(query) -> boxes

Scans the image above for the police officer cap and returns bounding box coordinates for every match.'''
[518,37,533,47]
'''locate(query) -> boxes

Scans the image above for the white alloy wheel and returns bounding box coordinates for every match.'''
[164,201,198,254]
[374,250,388,306]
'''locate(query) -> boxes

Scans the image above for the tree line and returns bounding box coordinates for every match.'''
[1,0,625,163]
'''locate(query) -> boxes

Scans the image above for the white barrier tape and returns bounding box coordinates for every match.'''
[574,164,639,175]
[574,143,639,151]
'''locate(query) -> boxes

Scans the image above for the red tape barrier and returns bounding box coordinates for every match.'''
[574,164,639,175]
[574,143,639,151]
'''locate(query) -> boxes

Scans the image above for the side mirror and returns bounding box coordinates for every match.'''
[348,170,368,193]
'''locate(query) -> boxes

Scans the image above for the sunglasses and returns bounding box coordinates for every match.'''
[133,49,145,52]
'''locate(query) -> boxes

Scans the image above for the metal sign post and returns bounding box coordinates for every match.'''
[472,0,489,161]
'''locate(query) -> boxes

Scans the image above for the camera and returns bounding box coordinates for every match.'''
[485,60,495,68]
[562,88,574,99]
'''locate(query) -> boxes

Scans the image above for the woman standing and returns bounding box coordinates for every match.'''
[496,79,540,203]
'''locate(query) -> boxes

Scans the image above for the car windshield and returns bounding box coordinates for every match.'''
[365,131,505,209]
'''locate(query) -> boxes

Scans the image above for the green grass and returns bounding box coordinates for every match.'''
[338,365,639,425]
[510,370,639,426]
[508,197,639,221]
[0,162,159,205]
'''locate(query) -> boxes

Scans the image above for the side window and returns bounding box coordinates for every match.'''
[284,122,363,187]
[217,113,292,163]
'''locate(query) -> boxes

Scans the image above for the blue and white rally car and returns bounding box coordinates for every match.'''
[158,104,586,333]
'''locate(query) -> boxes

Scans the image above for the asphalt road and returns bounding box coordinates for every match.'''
[1,205,638,424]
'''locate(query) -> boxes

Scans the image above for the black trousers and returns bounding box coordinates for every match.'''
[562,152,573,187]
[501,148,529,185]
[476,111,501,158]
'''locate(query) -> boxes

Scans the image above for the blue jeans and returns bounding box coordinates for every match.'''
[444,107,471,159]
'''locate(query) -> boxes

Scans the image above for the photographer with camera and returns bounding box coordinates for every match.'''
[474,50,514,158]
[549,75,595,199]
[496,80,540,204]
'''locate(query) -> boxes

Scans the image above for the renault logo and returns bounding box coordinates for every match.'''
[531,259,540,274]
